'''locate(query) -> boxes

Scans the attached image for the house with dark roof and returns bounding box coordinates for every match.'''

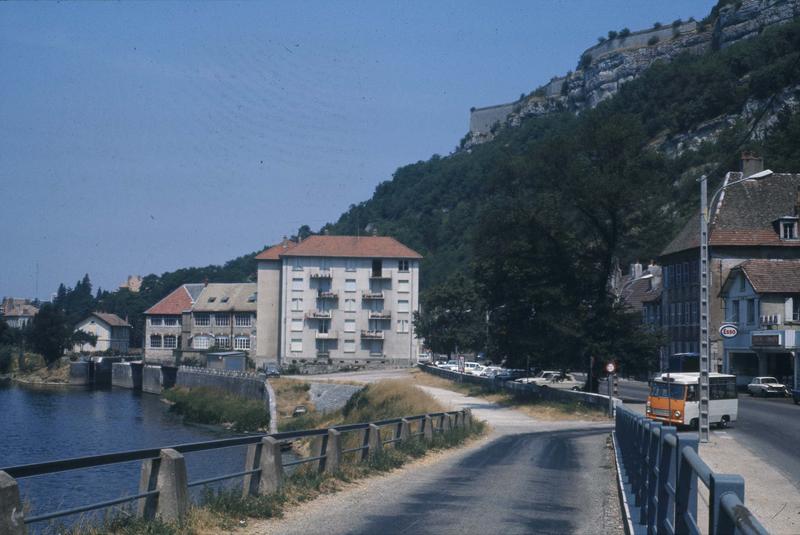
[719,260,800,389]
[255,235,422,370]
[658,154,800,374]
[73,312,131,353]
[0,297,39,329]
[143,283,204,361]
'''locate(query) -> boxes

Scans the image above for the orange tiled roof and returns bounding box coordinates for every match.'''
[145,286,194,315]
[281,235,422,259]
[255,239,298,260]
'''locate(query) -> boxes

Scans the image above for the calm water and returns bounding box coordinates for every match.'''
[0,380,251,530]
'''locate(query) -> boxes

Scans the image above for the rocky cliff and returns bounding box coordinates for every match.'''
[464,0,800,150]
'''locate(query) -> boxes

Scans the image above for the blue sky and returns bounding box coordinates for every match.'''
[0,0,716,299]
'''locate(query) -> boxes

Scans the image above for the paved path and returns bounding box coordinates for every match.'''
[246,375,623,535]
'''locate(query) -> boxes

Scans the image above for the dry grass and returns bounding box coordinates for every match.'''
[270,378,314,419]
[14,357,70,384]
[340,379,445,424]
[409,367,609,422]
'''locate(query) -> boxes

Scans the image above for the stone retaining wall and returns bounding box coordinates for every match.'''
[175,366,265,401]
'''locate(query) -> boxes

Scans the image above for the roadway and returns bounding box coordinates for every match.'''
[602,377,800,489]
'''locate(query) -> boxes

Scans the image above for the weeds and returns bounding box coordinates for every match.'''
[163,387,268,432]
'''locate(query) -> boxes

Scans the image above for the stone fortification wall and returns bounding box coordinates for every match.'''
[465,0,800,147]
[176,366,265,401]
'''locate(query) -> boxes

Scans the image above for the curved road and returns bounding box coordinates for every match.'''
[603,378,800,489]
[249,380,623,535]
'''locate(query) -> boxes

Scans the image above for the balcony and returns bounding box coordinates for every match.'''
[369,272,392,280]
[369,352,385,358]
[315,330,338,340]
[306,310,332,319]
[317,290,339,300]
[309,269,332,279]
[316,351,330,359]
[368,310,391,320]
[361,329,384,339]
[362,291,384,300]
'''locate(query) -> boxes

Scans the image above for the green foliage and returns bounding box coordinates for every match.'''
[648,35,660,46]
[619,28,631,38]
[579,53,592,70]
[163,387,268,432]
[597,36,606,44]
[28,303,71,365]
[607,30,618,40]
[0,346,13,374]
[653,22,662,29]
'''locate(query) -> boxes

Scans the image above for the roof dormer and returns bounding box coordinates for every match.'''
[775,216,799,241]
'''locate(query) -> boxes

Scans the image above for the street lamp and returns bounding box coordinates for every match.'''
[698,171,766,442]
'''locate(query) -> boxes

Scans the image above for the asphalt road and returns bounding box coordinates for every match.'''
[602,378,800,489]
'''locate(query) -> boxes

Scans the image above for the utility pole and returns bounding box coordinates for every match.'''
[698,175,711,442]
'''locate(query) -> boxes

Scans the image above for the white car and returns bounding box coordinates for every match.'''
[517,371,582,391]
[747,377,788,397]
[480,366,504,377]
[464,362,484,375]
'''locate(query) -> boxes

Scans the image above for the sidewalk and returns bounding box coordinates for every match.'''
[626,403,800,534]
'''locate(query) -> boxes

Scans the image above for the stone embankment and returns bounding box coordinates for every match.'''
[307,382,362,413]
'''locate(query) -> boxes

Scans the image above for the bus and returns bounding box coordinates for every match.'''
[646,372,738,428]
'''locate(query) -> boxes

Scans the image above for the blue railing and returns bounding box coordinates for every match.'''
[613,406,769,535]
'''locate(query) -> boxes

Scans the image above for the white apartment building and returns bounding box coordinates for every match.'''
[255,235,421,369]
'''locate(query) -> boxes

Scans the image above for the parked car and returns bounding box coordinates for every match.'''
[434,360,448,367]
[262,364,280,377]
[517,371,582,391]
[463,362,484,375]
[493,369,526,382]
[480,366,504,377]
[747,377,789,397]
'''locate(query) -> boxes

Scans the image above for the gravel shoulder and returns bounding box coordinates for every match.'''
[243,381,622,535]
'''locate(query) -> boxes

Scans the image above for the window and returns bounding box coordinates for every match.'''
[344,319,356,333]
[221,296,229,303]
[747,299,756,324]
[163,316,178,326]
[344,339,355,353]
[163,335,177,349]
[291,319,303,332]
[291,257,303,271]
[731,300,740,323]
[676,303,683,325]
[371,259,382,277]
[344,298,356,312]
[234,336,251,350]
[149,334,162,348]
[207,296,216,303]
[215,335,230,349]
[345,259,357,272]
[782,222,797,240]
[150,316,162,326]
[215,314,230,326]
[675,264,682,286]
[682,262,689,284]
[398,260,409,272]
[247,292,256,303]
[194,313,210,326]
[193,336,211,349]
[792,296,800,322]
[345,279,356,292]
[397,319,409,333]
[235,313,251,327]
[291,298,303,312]
[290,338,303,352]
[398,299,409,313]
[398,280,410,293]
[691,302,698,324]
[292,277,304,291]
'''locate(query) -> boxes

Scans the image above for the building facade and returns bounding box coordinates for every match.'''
[0,297,39,328]
[658,156,800,372]
[720,260,800,389]
[255,235,422,369]
[188,283,257,354]
[143,283,204,361]
[73,312,131,353]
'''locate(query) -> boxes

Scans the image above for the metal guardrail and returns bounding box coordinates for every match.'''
[614,405,769,535]
[0,409,470,532]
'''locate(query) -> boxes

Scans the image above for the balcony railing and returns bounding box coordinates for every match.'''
[316,351,330,359]
[309,270,332,279]
[317,290,338,300]
[369,272,391,280]
[361,330,384,339]
[315,331,338,340]
[369,352,385,358]
[362,291,384,300]
[368,310,391,320]
[306,310,332,319]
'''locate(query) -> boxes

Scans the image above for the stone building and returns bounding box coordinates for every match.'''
[719,260,800,389]
[658,155,800,372]
[188,283,257,354]
[143,283,204,361]
[73,312,131,353]
[255,235,422,370]
[0,297,39,328]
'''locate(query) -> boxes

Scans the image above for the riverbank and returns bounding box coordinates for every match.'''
[8,360,71,385]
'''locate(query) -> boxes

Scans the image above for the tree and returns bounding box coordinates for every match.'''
[71,329,98,352]
[412,274,484,357]
[27,303,71,366]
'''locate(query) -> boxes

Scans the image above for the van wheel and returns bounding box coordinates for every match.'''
[690,418,699,429]
[719,416,730,429]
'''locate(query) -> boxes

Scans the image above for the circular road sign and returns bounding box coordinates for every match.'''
[719,324,738,339]
[605,362,616,374]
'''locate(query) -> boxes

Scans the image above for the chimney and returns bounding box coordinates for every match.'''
[282,236,288,249]
[203,277,209,287]
[741,151,764,178]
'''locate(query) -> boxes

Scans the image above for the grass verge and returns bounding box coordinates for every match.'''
[163,387,268,432]
[409,367,609,422]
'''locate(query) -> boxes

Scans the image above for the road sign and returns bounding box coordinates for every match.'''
[605,362,615,374]
[719,324,738,339]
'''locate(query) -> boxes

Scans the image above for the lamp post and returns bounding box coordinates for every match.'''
[698,172,755,442]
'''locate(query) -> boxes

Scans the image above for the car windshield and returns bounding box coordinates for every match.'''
[650,382,685,400]
[762,377,778,384]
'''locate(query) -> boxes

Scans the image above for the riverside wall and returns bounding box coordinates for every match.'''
[175,366,265,401]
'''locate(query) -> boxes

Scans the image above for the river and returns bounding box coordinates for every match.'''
[0,379,253,531]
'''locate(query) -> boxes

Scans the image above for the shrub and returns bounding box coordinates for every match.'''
[597,36,606,44]
[0,346,13,374]
[607,30,618,40]
[341,380,444,423]
[653,22,662,29]
[579,53,592,70]
[672,19,682,28]
[619,28,631,39]
[163,387,268,432]
[648,35,660,46]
